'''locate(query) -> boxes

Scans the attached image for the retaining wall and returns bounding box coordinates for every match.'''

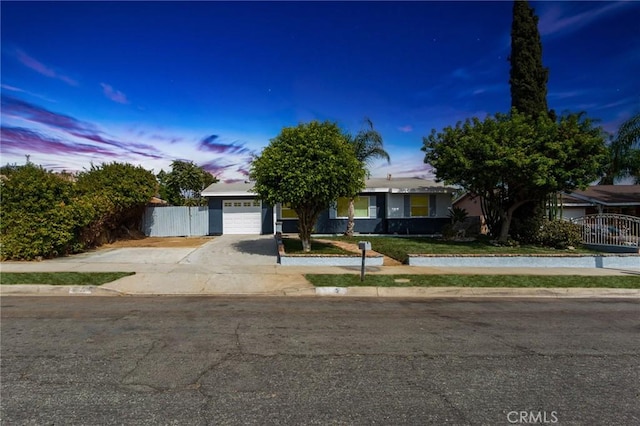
[408,254,640,269]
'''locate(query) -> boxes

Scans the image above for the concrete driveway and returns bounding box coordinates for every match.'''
[179,234,278,266]
[4,235,278,268]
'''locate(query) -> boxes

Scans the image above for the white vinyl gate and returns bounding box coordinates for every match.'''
[141,206,209,237]
[571,214,640,253]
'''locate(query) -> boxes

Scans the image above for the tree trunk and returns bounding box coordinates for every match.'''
[297,206,318,253]
[498,200,529,242]
[498,214,512,242]
[344,197,355,237]
[301,237,311,252]
[298,217,312,253]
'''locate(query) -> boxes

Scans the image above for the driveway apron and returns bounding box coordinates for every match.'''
[179,234,278,266]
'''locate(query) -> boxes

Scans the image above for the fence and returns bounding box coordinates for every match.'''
[141,206,209,237]
[571,214,640,252]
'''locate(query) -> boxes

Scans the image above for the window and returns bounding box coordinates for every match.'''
[224,201,232,207]
[336,197,370,218]
[410,194,429,217]
[280,204,298,219]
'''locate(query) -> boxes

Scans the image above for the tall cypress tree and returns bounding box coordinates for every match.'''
[509,0,549,118]
[508,0,551,242]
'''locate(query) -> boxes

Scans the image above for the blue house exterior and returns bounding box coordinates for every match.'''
[202,177,456,235]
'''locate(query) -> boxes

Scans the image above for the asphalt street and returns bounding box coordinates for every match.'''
[1,297,639,425]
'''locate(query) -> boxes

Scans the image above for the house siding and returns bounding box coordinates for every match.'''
[386,217,449,234]
[262,204,274,234]
[278,193,450,234]
[208,198,223,235]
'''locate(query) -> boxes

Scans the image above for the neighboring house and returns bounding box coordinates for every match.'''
[452,192,488,234]
[560,185,640,219]
[452,185,640,232]
[201,177,457,235]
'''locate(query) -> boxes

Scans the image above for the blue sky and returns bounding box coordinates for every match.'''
[2,1,639,182]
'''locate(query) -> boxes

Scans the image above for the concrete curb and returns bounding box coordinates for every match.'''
[312,286,640,298]
[3,284,638,298]
[0,285,126,297]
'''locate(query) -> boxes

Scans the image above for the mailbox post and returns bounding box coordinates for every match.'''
[358,241,371,282]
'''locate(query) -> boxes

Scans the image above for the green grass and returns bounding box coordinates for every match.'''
[0,272,135,286]
[320,236,597,263]
[282,238,354,255]
[305,274,640,289]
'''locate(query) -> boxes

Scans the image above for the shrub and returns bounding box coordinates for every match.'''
[0,162,157,260]
[536,219,582,249]
[0,164,87,259]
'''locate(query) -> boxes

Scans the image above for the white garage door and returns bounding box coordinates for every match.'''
[223,199,262,234]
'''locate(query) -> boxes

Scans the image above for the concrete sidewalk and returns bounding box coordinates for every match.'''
[2,234,638,297]
[2,261,639,298]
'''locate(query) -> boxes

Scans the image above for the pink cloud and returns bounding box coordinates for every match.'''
[398,125,413,133]
[1,126,118,158]
[100,83,129,104]
[16,50,78,86]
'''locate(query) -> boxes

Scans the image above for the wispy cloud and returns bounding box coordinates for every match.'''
[2,94,89,133]
[200,158,238,179]
[100,83,129,104]
[198,135,253,155]
[16,49,78,86]
[1,126,118,158]
[538,2,632,37]
[0,84,57,103]
[1,95,162,159]
[398,125,413,133]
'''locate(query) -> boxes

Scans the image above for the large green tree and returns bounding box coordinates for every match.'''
[344,118,390,236]
[250,121,366,252]
[600,113,640,184]
[509,0,549,119]
[422,111,607,241]
[158,160,217,206]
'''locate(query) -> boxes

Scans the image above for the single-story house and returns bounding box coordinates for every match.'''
[560,185,640,219]
[452,185,640,231]
[201,177,457,235]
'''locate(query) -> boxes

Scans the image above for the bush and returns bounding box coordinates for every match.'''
[536,219,582,249]
[0,164,88,259]
[0,162,157,260]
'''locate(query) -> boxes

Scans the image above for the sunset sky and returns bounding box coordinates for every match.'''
[2,1,639,182]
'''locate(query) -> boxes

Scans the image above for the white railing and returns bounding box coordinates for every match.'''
[571,214,640,249]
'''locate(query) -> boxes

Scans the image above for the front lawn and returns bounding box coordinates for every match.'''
[282,237,354,255]
[0,272,134,286]
[306,274,640,289]
[319,236,597,263]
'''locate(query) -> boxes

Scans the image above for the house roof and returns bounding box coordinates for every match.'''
[562,185,640,206]
[362,177,456,193]
[202,180,255,197]
[202,177,456,197]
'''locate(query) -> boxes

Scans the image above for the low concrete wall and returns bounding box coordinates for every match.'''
[279,255,384,267]
[408,254,640,269]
